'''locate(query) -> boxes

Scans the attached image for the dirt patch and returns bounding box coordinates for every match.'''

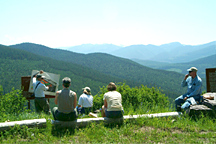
[134,126,184,134]
[134,126,155,133]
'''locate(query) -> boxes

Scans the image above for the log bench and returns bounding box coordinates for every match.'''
[51,112,182,128]
[0,118,46,131]
[0,112,182,131]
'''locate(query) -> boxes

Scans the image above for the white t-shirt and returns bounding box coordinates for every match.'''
[103,91,123,111]
[33,77,48,98]
[78,93,93,107]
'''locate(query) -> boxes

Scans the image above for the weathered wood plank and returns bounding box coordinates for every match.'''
[0,118,46,131]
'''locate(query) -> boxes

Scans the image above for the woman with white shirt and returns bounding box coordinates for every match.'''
[101,82,124,118]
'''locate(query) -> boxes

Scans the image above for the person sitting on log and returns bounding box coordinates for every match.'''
[52,77,77,121]
[175,67,202,112]
[77,87,93,115]
[101,82,124,118]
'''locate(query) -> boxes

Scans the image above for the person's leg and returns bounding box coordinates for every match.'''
[175,95,186,111]
[69,111,77,121]
[194,95,203,104]
[101,105,106,117]
[80,107,85,114]
[105,111,123,118]
[42,98,51,114]
[52,107,58,120]
[181,96,201,111]
[35,98,42,113]
[181,100,191,111]
[39,98,50,114]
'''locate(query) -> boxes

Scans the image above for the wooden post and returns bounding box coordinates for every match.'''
[206,68,216,92]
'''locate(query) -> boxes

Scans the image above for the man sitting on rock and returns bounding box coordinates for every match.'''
[175,67,202,111]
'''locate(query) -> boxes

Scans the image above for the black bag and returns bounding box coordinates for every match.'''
[31,93,35,98]
[31,82,40,98]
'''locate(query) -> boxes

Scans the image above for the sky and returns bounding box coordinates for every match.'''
[0,0,216,48]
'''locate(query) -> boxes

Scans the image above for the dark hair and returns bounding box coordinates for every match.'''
[62,77,71,88]
[107,82,116,91]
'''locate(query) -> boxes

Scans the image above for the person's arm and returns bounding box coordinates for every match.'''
[181,74,189,87]
[78,95,82,107]
[54,91,59,105]
[32,70,44,78]
[104,99,108,108]
[32,72,39,78]
[74,93,77,109]
[42,84,49,91]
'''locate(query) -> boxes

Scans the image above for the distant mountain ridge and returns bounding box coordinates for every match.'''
[10,42,190,100]
[63,44,122,54]
[61,41,216,63]
[133,54,216,78]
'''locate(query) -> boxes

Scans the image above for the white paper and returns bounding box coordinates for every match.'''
[189,97,197,105]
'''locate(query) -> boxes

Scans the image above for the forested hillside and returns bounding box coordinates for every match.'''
[133,54,216,79]
[0,44,138,96]
[10,43,191,100]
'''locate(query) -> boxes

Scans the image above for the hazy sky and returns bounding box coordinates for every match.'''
[1,0,215,48]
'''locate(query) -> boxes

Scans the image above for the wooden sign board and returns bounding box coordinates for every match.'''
[206,68,216,92]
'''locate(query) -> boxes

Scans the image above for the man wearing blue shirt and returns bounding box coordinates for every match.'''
[175,67,202,111]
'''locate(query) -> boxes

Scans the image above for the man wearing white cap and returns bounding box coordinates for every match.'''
[77,87,93,115]
[175,67,202,111]
[32,70,50,114]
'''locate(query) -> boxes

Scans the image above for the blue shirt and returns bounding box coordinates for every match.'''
[181,75,202,98]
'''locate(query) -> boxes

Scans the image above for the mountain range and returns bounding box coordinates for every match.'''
[1,41,212,101]
[63,41,216,63]
[7,42,193,101]
[132,54,216,79]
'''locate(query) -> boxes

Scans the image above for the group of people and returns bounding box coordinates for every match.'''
[32,71,124,121]
[32,66,203,121]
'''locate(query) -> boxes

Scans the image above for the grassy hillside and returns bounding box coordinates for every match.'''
[10,43,192,100]
[0,44,137,96]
